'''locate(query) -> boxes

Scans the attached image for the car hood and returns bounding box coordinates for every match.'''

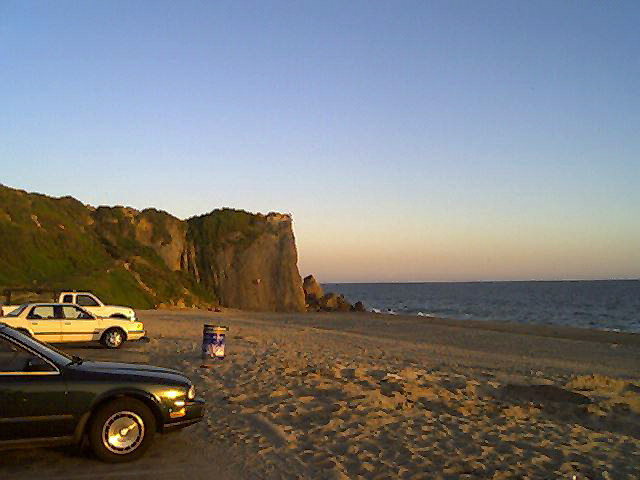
[70,361,189,383]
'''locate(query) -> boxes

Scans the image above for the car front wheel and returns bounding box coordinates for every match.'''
[101,328,126,349]
[88,398,156,463]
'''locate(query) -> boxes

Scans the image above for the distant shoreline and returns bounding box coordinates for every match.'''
[359,307,640,338]
[379,309,640,345]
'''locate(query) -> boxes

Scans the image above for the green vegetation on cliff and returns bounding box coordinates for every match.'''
[188,208,272,247]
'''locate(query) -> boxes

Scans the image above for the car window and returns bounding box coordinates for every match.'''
[63,305,93,320]
[62,294,73,303]
[77,295,99,307]
[2,329,71,364]
[27,306,56,320]
[4,304,28,317]
[0,336,55,373]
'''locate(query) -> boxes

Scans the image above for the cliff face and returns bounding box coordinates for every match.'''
[183,212,305,312]
[0,185,306,312]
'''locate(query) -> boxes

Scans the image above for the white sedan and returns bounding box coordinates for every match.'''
[1,303,146,348]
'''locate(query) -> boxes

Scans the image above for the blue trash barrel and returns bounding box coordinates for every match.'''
[202,324,228,364]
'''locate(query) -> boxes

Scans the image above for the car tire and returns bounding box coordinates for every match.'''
[88,398,156,463]
[16,328,32,337]
[101,328,126,349]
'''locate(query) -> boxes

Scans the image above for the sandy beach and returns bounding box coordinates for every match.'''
[2,309,639,479]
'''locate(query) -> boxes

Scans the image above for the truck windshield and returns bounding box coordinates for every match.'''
[5,304,28,317]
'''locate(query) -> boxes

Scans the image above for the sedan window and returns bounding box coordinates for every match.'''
[0,336,56,373]
[62,305,94,320]
[27,306,56,319]
[4,304,28,317]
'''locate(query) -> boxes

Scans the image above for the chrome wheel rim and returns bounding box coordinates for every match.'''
[102,411,144,454]
[106,330,123,347]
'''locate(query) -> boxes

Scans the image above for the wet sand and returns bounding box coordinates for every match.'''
[2,309,639,479]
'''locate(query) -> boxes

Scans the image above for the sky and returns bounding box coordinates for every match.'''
[1,1,639,282]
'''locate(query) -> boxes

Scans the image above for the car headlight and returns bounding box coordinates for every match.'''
[188,385,196,400]
[162,389,184,400]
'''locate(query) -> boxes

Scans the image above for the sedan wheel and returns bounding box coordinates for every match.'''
[102,411,145,455]
[89,398,156,463]
[102,328,125,349]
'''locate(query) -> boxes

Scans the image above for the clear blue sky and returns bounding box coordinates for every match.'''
[1,1,639,282]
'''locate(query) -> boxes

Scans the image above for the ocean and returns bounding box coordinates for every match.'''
[323,280,640,333]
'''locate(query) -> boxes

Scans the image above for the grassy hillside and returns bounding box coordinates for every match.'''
[0,186,214,308]
[0,188,112,287]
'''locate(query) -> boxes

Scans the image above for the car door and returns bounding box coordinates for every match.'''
[26,305,62,343]
[0,334,73,441]
[60,305,99,342]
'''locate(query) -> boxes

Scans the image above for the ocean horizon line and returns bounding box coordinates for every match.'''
[321,278,639,285]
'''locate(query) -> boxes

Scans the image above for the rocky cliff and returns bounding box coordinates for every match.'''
[184,211,305,311]
[0,185,305,311]
[303,274,366,313]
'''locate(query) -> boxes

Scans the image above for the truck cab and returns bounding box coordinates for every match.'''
[58,292,137,321]
[61,292,103,308]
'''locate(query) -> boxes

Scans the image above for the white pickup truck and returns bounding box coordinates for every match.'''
[1,291,136,321]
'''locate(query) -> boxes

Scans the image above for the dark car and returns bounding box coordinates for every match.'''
[0,323,204,462]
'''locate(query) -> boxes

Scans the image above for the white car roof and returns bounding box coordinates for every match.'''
[22,303,81,307]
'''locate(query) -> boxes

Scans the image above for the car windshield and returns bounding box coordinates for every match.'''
[1,325,73,364]
[4,303,29,317]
